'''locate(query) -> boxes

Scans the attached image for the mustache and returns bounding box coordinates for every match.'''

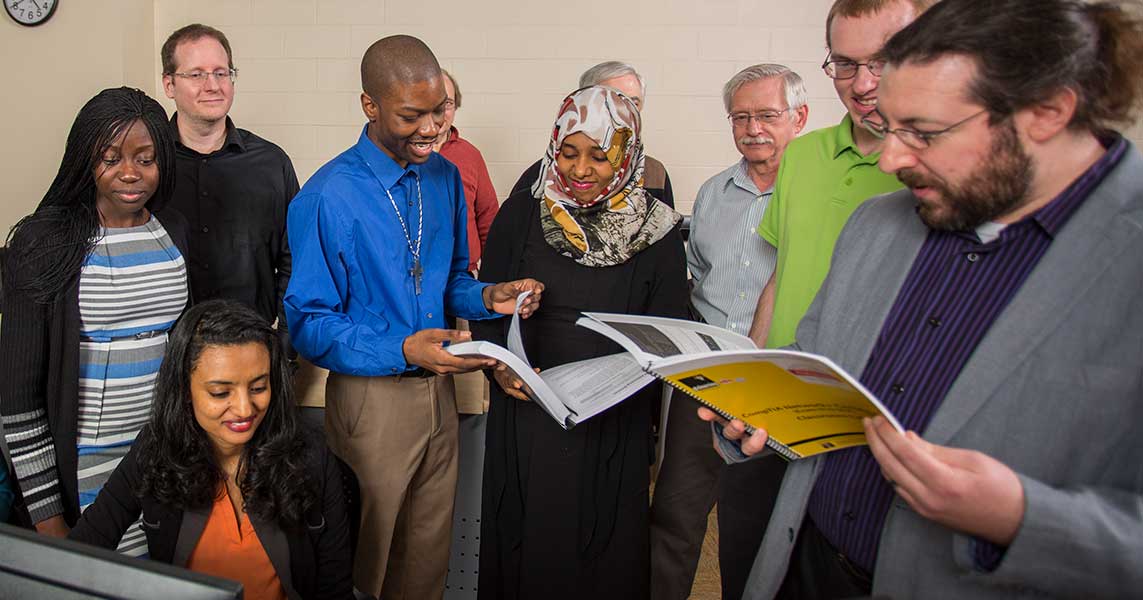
[898,169,936,189]
[738,135,774,146]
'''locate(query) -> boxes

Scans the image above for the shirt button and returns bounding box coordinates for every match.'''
[891,383,905,393]
[744,260,751,267]
[201,226,209,233]
[966,252,980,263]
[391,367,399,373]
[843,510,856,522]
[200,191,208,197]
[426,313,433,319]
[844,177,853,185]
[928,316,941,327]
[738,292,746,299]
[729,324,737,329]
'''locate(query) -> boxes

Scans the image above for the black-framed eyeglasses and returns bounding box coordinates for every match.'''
[171,68,239,84]
[727,108,792,127]
[821,56,885,80]
[861,109,989,150]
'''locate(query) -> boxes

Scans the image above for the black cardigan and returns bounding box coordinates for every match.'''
[69,428,354,600]
[0,209,190,526]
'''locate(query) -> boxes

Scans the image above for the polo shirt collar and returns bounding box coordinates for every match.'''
[169,114,245,153]
[830,114,880,166]
[354,124,420,190]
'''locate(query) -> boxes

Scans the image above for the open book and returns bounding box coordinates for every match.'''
[449,295,903,459]
[447,293,657,429]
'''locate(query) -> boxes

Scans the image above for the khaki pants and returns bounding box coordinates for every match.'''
[325,372,459,600]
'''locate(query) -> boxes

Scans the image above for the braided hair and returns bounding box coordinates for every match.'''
[4,87,175,304]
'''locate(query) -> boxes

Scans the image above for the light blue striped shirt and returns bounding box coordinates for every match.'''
[687,159,777,333]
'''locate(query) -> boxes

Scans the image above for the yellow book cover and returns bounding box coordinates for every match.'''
[651,351,903,459]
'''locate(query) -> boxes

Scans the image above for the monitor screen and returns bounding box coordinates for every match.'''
[0,522,242,599]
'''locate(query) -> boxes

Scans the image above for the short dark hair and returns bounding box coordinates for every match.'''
[880,0,1143,134]
[161,23,234,75]
[825,0,937,48]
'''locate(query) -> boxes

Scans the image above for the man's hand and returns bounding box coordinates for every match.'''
[402,329,496,375]
[864,416,1025,546]
[697,407,770,456]
[491,363,539,402]
[36,515,70,538]
[483,279,544,318]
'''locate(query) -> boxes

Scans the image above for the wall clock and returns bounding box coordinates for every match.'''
[5,0,57,26]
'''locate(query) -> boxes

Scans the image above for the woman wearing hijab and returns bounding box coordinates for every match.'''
[473,86,688,600]
[1,87,190,553]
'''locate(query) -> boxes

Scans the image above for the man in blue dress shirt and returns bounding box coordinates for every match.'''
[285,35,542,599]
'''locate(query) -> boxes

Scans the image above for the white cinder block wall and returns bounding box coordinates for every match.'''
[153,0,851,216]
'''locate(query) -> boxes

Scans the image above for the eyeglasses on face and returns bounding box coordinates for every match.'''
[170,68,239,84]
[727,107,792,127]
[821,56,886,80]
[861,109,990,150]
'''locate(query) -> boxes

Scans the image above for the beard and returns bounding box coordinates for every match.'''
[899,121,1034,231]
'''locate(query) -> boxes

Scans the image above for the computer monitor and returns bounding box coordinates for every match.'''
[0,522,242,599]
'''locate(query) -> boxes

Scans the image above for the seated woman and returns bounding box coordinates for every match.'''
[473,86,689,600]
[1,87,189,553]
[70,300,353,600]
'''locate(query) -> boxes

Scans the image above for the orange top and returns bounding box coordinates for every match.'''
[186,486,288,600]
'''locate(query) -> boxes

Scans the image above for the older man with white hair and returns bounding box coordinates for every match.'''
[650,64,807,600]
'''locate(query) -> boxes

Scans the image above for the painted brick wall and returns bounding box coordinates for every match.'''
[151,0,850,216]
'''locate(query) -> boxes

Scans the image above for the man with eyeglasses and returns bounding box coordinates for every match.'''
[747,0,934,351]
[649,64,808,600]
[708,0,1143,597]
[161,23,300,364]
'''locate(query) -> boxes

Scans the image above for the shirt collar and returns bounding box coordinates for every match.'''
[830,113,880,165]
[354,124,420,190]
[169,114,245,153]
[1030,133,1127,238]
[726,158,772,196]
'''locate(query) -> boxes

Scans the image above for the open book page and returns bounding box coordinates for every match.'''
[576,313,756,365]
[651,350,903,459]
[541,353,656,425]
[506,290,532,362]
[447,340,573,427]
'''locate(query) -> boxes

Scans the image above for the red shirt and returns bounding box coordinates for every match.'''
[439,127,499,271]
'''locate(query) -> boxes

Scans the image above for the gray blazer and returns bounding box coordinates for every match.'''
[733,143,1143,599]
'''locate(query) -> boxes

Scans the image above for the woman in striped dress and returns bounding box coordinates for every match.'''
[1,87,190,555]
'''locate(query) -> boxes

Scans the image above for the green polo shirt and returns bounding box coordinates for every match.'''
[757,114,903,348]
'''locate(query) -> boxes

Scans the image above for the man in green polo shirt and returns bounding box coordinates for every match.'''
[748,0,934,349]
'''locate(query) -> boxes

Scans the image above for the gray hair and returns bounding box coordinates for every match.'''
[722,64,807,115]
[579,61,646,96]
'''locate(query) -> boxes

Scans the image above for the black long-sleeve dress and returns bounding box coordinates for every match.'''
[472,190,688,600]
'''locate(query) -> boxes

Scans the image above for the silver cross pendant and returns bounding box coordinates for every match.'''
[411,258,423,295]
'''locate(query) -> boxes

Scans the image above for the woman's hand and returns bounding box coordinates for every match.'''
[492,363,538,401]
[36,515,71,538]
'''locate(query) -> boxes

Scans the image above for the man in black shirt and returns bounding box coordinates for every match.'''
[161,24,299,358]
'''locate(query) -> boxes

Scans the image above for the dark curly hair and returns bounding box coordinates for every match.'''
[5,87,175,304]
[136,299,316,527]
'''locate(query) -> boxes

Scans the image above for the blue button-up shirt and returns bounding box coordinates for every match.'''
[284,126,495,376]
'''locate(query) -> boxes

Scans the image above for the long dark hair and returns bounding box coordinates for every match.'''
[136,300,316,527]
[4,87,175,304]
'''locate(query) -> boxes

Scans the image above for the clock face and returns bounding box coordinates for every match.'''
[5,0,57,26]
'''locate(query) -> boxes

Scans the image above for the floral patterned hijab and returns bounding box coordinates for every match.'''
[532,86,681,267]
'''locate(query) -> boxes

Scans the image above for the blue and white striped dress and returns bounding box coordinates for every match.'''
[77,216,187,556]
